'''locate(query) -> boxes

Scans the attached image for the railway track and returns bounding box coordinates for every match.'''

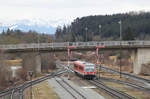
[56,62,150,98]
[100,65,150,84]
[57,62,150,84]
[55,77,86,99]
[99,77,150,93]
[0,69,67,98]
[88,80,136,99]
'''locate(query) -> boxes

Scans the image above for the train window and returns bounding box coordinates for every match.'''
[85,65,95,72]
[85,68,94,72]
[74,64,78,68]
[79,66,83,70]
[86,65,95,67]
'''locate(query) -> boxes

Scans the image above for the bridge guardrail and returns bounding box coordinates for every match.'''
[0,41,150,50]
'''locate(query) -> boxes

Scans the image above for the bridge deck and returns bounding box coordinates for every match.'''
[0,41,150,52]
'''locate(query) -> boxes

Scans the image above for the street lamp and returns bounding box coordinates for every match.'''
[118,20,122,78]
[99,25,101,34]
[118,20,122,40]
[85,27,88,42]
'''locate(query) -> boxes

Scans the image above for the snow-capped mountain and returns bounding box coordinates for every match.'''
[0,18,69,34]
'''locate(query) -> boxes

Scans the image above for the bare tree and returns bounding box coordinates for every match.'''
[0,50,12,90]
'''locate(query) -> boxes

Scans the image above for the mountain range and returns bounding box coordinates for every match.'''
[0,19,68,34]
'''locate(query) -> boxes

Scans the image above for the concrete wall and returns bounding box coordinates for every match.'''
[35,55,41,73]
[133,48,150,74]
[22,52,55,73]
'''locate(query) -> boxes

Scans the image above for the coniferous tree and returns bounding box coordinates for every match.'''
[6,28,11,35]
[2,30,5,35]
[55,12,150,41]
[123,27,135,40]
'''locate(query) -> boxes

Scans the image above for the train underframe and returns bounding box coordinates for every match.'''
[75,71,96,80]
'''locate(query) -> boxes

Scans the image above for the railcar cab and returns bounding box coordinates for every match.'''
[73,61,96,79]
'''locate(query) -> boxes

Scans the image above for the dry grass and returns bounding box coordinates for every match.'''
[26,81,59,99]
[5,59,22,66]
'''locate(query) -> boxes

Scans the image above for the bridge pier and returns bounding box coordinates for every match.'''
[133,48,150,74]
[22,53,41,73]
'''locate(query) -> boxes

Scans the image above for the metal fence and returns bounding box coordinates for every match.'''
[0,41,150,50]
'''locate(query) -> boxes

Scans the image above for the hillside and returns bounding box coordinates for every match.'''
[55,12,150,41]
[0,29,54,44]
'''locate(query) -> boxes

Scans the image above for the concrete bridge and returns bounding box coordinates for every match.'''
[1,40,150,74]
[0,41,149,52]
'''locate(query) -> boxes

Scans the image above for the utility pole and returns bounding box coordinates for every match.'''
[118,20,122,78]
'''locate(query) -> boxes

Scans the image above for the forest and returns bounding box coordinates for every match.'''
[1,12,150,44]
[55,11,150,42]
[0,29,54,44]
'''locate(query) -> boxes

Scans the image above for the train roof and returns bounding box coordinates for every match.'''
[74,61,95,65]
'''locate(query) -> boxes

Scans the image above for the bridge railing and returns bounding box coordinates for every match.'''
[0,41,150,50]
[68,41,148,47]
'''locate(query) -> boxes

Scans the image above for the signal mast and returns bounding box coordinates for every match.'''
[67,46,76,80]
[96,46,105,79]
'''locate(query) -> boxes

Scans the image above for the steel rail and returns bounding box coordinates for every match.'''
[55,78,77,99]
[99,77,150,93]
[89,80,136,99]
[61,77,86,99]
[100,65,150,84]
[55,77,86,99]
[0,69,67,97]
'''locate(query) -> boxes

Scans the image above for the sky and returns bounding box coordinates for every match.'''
[0,0,150,26]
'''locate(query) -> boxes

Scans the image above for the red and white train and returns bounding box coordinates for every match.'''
[73,61,96,79]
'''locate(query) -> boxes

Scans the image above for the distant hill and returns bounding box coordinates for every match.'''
[55,12,150,41]
[0,29,54,44]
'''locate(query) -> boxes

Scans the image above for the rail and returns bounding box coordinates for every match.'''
[55,77,86,99]
[0,70,67,99]
[89,80,136,99]
[100,65,150,84]
[0,41,150,50]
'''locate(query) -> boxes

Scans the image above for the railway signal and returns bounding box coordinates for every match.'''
[96,46,105,79]
[67,46,76,80]
[28,71,33,99]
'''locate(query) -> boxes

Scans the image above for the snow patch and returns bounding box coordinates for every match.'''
[9,25,18,30]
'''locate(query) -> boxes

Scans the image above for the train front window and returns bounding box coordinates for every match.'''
[85,65,95,72]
